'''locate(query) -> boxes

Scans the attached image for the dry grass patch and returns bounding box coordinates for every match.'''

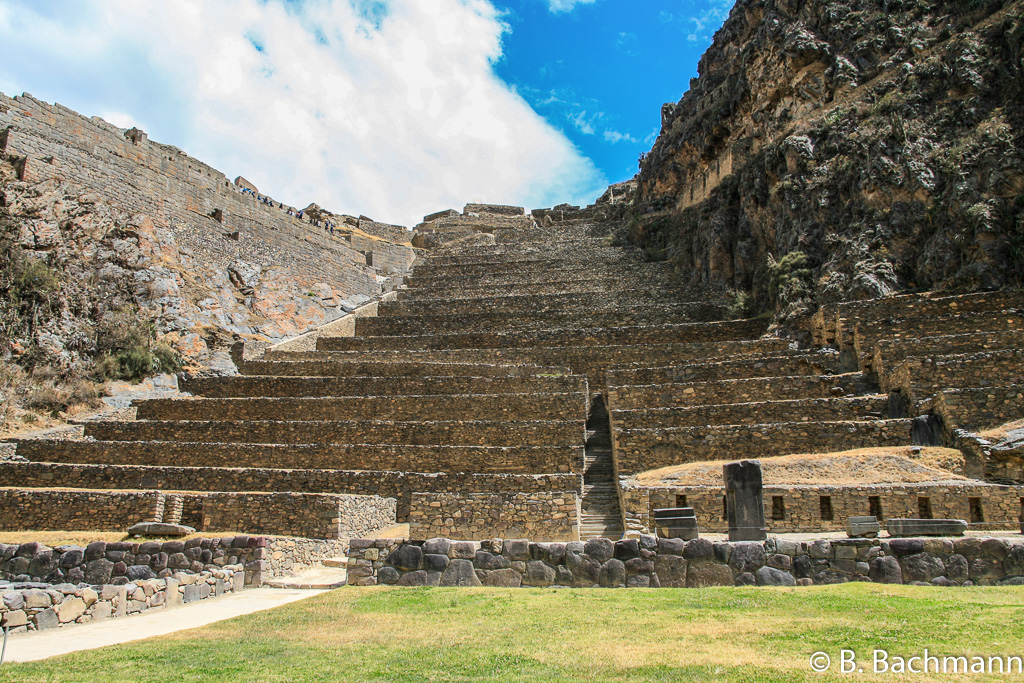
[635,447,967,487]
[980,418,1024,442]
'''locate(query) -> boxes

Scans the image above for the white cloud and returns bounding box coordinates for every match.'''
[603,130,637,144]
[569,111,597,135]
[547,0,597,13]
[0,0,607,226]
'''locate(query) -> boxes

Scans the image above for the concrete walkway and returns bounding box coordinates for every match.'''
[2,587,326,663]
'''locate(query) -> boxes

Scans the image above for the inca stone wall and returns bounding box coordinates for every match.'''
[0,489,164,532]
[612,419,911,475]
[0,91,415,295]
[348,535,1024,588]
[0,488,394,540]
[623,484,1024,535]
[0,568,242,633]
[408,491,580,542]
[1,535,345,588]
[202,492,396,540]
[0,462,576,523]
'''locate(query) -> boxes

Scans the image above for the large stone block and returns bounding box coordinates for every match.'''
[653,507,699,540]
[654,555,688,587]
[686,561,733,588]
[887,519,968,537]
[755,566,796,587]
[846,516,880,538]
[439,559,481,587]
[723,460,767,542]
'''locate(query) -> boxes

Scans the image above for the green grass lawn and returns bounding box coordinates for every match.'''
[3,583,1024,682]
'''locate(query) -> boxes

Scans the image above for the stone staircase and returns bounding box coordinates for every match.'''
[580,396,623,539]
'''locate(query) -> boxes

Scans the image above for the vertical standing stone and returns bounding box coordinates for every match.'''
[724,460,767,542]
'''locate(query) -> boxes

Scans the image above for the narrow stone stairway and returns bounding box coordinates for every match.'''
[579,396,624,539]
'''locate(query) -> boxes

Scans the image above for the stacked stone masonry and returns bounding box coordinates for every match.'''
[408,492,580,541]
[0,92,416,296]
[347,536,1024,589]
[0,488,393,540]
[623,484,1024,535]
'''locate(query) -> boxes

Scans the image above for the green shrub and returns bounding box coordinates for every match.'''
[725,290,760,320]
[768,251,814,312]
[96,342,181,383]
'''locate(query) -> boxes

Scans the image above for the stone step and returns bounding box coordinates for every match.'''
[412,254,645,277]
[135,393,587,422]
[180,374,587,398]
[831,291,1024,327]
[886,348,1024,400]
[379,288,708,317]
[606,351,843,386]
[608,372,874,411]
[236,360,571,378]
[611,395,892,430]
[266,567,348,590]
[317,319,770,353]
[422,238,615,262]
[262,339,793,385]
[853,310,1024,358]
[83,419,584,448]
[358,303,727,336]
[397,276,679,300]
[14,440,582,474]
[870,330,1024,377]
[405,261,675,289]
[613,418,913,475]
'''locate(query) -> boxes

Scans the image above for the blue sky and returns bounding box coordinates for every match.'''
[0,0,733,227]
[494,0,732,184]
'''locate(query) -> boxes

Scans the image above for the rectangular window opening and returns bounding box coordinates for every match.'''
[969,497,984,524]
[819,496,834,521]
[918,496,933,519]
[675,494,687,508]
[868,495,884,521]
[771,495,785,521]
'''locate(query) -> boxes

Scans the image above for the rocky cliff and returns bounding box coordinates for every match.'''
[630,0,1024,318]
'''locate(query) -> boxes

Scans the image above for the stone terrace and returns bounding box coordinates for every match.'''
[614,290,1024,535]
[1,205,769,542]
[4,203,1022,542]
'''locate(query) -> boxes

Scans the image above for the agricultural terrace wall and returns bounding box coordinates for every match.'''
[201,492,395,540]
[621,483,1024,535]
[0,462,579,522]
[408,491,580,541]
[612,420,911,475]
[0,488,395,540]
[0,92,415,294]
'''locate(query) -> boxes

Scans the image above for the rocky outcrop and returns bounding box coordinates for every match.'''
[630,0,1024,317]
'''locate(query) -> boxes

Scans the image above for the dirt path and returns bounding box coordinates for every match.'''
[2,587,325,663]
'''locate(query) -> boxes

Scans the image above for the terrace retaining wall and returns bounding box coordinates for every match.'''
[346,535,1024,588]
